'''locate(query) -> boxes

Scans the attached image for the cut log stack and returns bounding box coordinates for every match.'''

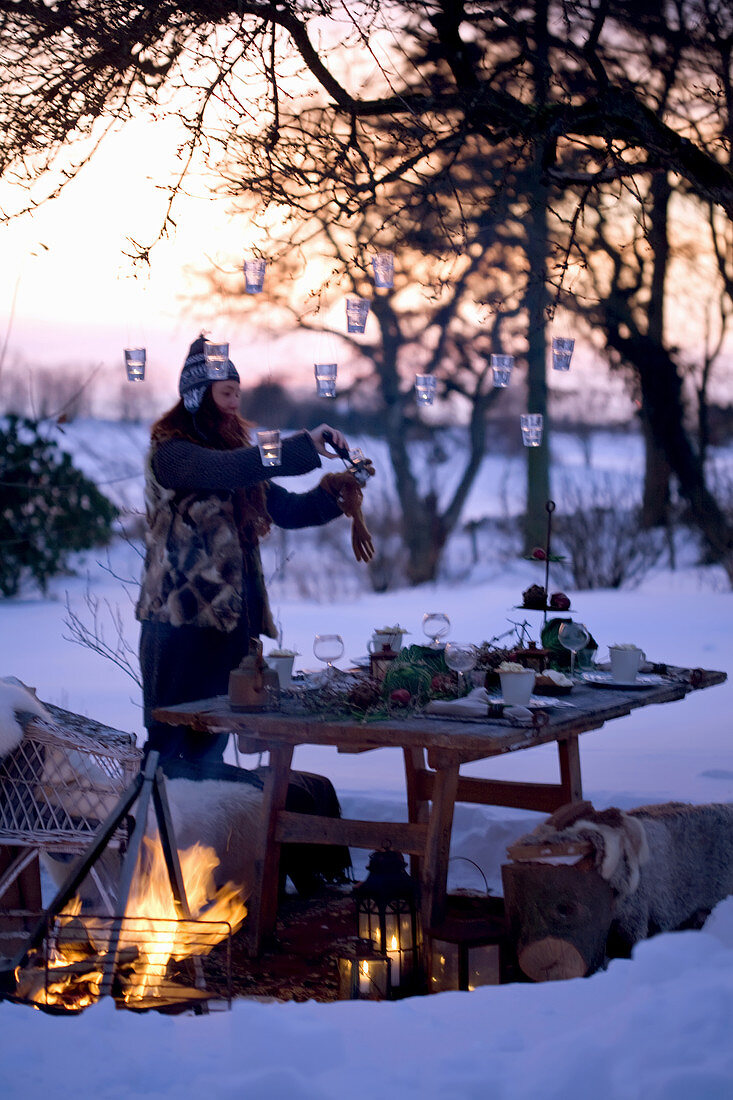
[502,837,614,982]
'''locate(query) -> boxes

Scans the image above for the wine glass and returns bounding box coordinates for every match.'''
[444,642,477,693]
[558,621,590,682]
[313,633,344,672]
[422,612,450,648]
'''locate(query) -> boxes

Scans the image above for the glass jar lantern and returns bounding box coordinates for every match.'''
[337,938,391,1001]
[353,847,421,996]
[429,927,501,993]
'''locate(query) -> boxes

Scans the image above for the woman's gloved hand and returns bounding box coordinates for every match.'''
[309,424,349,457]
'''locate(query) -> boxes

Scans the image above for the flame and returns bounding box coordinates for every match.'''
[119,836,247,1002]
[19,839,247,1011]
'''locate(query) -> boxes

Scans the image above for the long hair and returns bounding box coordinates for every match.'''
[150,389,271,542]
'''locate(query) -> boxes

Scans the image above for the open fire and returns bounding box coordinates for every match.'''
[2,752,248,1015]
[15,837,247,1013]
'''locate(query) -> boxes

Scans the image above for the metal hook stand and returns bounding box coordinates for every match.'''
[542,500,556,624]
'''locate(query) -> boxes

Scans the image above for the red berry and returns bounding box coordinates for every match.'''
[531,547,547,560]
[390,688,411,707]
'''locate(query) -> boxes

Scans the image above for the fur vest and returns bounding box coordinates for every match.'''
[135,451,276,636]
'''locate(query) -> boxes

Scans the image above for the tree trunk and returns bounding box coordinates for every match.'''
[610,328,733,581]
[523,0,551,550]
[642,171,673,525]
[640,411,672,528]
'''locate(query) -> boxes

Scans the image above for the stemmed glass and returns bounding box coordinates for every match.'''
[444,642,477,693]
[422,612,450,648]
[313,633,345,672]
[558,622,590,682]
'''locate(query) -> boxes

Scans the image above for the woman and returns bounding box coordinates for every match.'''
[136,334,352,767]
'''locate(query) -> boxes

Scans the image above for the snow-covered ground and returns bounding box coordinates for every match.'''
[1,421,732,1099]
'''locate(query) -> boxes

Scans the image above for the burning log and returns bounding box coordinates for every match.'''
[15,946,139,1004]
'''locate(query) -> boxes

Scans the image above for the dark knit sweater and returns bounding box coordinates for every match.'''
[136,430,343,635]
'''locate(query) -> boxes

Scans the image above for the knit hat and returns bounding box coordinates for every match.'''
[178,334,241,412]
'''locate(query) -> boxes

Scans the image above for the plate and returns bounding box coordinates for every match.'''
[488,695,576,709]
[581,672,667,690]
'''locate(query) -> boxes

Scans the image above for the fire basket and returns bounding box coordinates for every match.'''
[1,753,241,1015]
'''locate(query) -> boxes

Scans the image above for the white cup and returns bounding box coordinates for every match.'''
[609,646,645,682]
[267,654,296,688]
[368,629,404,654]
[499,669,536,705]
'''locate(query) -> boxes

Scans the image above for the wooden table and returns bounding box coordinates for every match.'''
[154,665,726,955]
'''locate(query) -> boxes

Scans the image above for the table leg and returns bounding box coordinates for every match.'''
[420,761,460,931]
[243,742,294,957]
[558,735,583,806]
[403,747,430,880]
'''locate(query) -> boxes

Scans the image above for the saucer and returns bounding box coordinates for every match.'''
[581,672,666,690]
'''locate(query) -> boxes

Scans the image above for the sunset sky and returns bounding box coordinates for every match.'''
[0,109,286,404]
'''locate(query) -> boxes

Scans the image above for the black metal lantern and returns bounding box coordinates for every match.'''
[353,846,421,996]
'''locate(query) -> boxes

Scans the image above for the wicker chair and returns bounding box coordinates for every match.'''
[0,702,142,912]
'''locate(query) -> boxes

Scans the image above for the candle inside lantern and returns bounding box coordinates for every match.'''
[257,428,281,467]
[124,348,146,382]
[358,960,371,995]
[387,933,401,985]
[415,374,437,406]
[244,257,266,294]
[372,251,395,289]
[204,342,229,380]
[490,353,514,388]
[520,413,543,448]
[551,336,575,371]
[314,362,337,397]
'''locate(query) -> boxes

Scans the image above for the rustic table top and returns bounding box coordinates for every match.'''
[153,665,726,766]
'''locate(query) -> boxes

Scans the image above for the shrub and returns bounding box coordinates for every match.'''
[554,474,665,589]
[0,416,118,597]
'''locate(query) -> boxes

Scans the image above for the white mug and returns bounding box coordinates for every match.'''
[609,645,645,682]
[499,669,536,706]
[368,629,403,653]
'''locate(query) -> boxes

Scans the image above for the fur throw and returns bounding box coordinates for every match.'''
[513,799,733,950]
[155,777,262,899]
[0,677,51,758]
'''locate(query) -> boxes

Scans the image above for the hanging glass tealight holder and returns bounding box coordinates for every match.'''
[204,342,229,380]
[491,353,514,388]
[551,336,575,371]
[314,363,337,398]
[244,258,266,294]
[372,251,395,289]
[124,348,146,382]
[346,296,370,333]
[520,413,544,448]
[415,374,437,406]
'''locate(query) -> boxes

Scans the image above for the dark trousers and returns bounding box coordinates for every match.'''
[138,620,352,892]
[139,619,250,765]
